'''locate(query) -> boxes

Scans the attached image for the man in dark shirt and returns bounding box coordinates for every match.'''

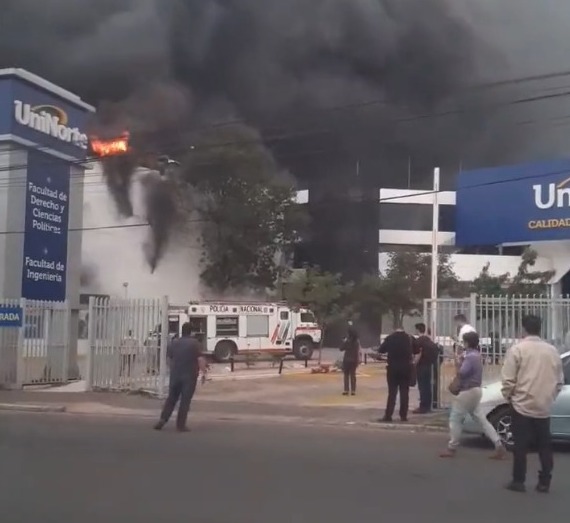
[379,328,414,422]
[413,323,440,414]
[154,322,207,432]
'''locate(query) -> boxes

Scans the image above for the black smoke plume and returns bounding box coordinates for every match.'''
[1,0,570,270]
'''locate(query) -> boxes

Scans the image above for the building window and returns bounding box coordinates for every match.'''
[246,315,269,337]
[215,316,239,337]
[379,203,455,232]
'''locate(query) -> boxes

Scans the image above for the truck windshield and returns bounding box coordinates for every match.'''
[300,312,315,323]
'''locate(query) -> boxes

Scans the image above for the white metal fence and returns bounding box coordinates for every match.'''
[86,296,169,396]
[0,298,70,388]
[424,294,570,407]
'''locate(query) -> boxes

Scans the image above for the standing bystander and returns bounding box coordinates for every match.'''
[340,327,361,396]
[378,328,414,422]
[501,315,564,493]
[413,323,439,414]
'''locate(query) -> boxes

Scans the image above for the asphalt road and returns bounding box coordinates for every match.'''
[1,413,568,523]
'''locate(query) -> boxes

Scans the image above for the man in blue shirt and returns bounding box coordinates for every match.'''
[154,322,207,432]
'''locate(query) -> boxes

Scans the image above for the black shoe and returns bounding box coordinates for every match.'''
[342,391,349,396]
[176,426,190,433]
[153,421,165,431]
[400,417,408,422]
[377,417,392,423]
[505,482,526,493]
[536,484,550,494]
[351,392,356,396]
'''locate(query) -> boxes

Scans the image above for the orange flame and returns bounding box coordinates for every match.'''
[90,132,130,157]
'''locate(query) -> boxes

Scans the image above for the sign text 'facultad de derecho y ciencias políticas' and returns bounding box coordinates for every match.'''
[24,180,67,287]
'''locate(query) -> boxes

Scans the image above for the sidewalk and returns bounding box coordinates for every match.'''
[0,365,449,432]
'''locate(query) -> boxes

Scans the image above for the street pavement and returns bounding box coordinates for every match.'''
[1,412,568,523]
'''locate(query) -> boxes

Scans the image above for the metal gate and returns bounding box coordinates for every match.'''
[0,298,70,388]
[424,294,570,408]
[86,296,169,396]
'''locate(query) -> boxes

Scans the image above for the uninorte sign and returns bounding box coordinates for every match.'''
[455,158,570,246]
[14,100,88,150]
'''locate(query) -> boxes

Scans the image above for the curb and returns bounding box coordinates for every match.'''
[0,403,67,413]
[0,402,448,434]
[2,401,446,433]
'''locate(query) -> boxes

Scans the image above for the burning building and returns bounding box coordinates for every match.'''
[1,0,570,283]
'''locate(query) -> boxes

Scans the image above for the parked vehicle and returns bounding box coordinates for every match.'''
[164,301,322,362]
[463,350,570,449]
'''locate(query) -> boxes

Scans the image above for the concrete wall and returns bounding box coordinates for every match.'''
[0,144,27,298]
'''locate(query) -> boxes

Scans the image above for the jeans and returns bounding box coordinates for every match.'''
[385,367,410,420]
[417,365,432,412]
[448,387,502,449]
[159,376,198,429]
[511,408,553,485]
[342,361,357,393]
[431,362,440,410]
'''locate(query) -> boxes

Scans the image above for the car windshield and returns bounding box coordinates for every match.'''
[300,312,315,323]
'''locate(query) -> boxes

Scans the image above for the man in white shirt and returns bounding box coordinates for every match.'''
[501,314,564,494]
[454,314,475,353]
[455,313,475,340]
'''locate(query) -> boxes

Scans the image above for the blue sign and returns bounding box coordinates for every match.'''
[0,307,23,328]
[455,158,570,246]
[0,72,91,160]
[21,150,70,301]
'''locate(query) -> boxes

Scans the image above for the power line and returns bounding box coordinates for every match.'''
[0,163,568,236]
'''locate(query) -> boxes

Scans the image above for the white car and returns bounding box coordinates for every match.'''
[463,351,570,449]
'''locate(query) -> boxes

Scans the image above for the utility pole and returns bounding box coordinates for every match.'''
[430,168,440,338]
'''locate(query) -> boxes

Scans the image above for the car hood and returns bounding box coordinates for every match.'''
[480,381,505,405]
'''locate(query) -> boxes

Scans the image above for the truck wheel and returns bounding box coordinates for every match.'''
[293,339,314,360]
[214,341,235,363]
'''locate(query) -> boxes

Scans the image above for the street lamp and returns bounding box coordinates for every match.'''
[122,282,129,299]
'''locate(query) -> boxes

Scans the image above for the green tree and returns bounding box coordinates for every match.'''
[284,267,355,363]
[179,125,308,292]
[508,248,555,295]
[469,248,555,340]
[380,251,459,329]
[470,248,554,296]
[351,274,388,339]
[469,262,510,297]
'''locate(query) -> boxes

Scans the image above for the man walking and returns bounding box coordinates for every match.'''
[413,323,439,414]
[154,322,207,432]
[440,331,506,459]
[501,315,564,493]
[378,327,414,422]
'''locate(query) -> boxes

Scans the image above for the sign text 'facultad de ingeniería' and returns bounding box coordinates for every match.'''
[24,180,67,285]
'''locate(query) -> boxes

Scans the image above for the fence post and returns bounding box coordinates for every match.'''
[15,298,26,388]
[85,297,95,391]
[158,296,169,399]
[469,293,478,327]
[62,301,70,383]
